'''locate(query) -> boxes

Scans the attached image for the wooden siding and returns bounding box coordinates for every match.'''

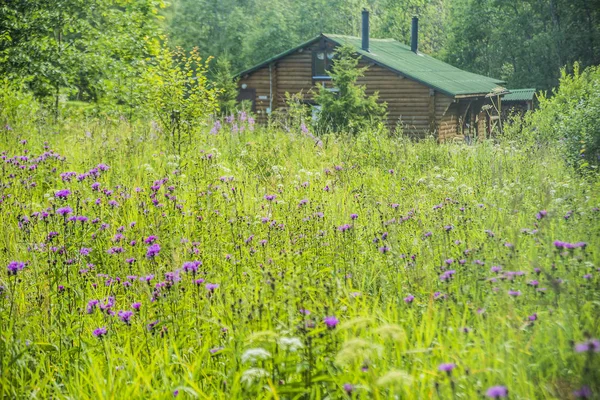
[238,43,461,139]
[239,66,271,124]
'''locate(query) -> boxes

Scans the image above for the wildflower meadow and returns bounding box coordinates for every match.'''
[0,114,599,399]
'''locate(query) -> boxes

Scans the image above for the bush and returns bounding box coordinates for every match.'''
[143,43,220,153]
[511,64,600,173]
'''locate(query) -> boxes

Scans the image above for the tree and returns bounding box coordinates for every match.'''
[0,0,163,112]
[212,58,239,116]
[314,45,387,134]
[142,44,220,153]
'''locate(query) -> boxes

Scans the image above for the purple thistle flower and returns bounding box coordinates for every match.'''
[337,224,352,232]
[264,194,276,201]
[183,261,202,273]
[535,210,547,219]
[132,302,141,310]
[55,189,71,199]
[118,310,134,324]
[342,383,353,395]
[93,327,108,338]
[210,346,224,354]
[7,261,26,275]
[86,299,99,314]
[56,206,73,216]
[379,246,390,254]
[573,386,592,399]
[486,386,508,398]
[528,313,538,321]
[438,363,456,373]
[508,290,521,297]
[147,320,159,332]
[404,295,415,304]
[350,213,358,220]
[323,316,339,329]
[574,338,600,353]
[206,283,219,292]
[146,243,161,259]
[439,270,456,281]
[144,235,157,244]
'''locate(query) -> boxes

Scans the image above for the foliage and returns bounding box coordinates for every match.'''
[0,0,164,110]
[212,58,240,116]
[504,64,600,174]
[166,0,449,73]
[314,46,387,134]
[142,44,220,152]
[442,0,600,90]
[0,106,599,398]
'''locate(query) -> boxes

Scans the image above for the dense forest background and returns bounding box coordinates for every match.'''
[1,0,599,107]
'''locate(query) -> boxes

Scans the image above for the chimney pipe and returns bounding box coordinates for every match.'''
[411,16,419,53]
[362,9,370,52]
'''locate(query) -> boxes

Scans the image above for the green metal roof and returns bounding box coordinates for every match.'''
[236,34,506,98]
[503,88,536,102]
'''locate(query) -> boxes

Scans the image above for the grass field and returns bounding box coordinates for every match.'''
[0,115,599,399]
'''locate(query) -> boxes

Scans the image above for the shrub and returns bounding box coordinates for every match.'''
[314,46,387,134]
[143,43,220,153]
[511,64,600,173]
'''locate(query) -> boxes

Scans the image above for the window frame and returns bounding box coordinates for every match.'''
[312,48,335,81]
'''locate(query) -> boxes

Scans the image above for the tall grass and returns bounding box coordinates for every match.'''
[0,113,598,399]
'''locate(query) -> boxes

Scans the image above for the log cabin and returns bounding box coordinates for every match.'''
[236,10,507,141]
[501,88,537,118]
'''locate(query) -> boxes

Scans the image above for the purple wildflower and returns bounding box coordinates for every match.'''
[323,316,339,329]
[206,283,219,292]
[57,206,73,216]
[573,386,592,399]
[93,327,108,338]
[118,310,134,324]
[342,383,353,395]
[404,295,415,304]
[438,363,456,373]
[146,243,161,258]
[486,386,508,398]
[7,261,26,275]
[55,189,71,199]
[574,338,600,353]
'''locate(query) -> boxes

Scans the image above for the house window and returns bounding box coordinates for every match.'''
[313,50,335,79]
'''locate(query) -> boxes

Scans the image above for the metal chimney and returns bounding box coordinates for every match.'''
[362,9,370,52]
[411,16,419,53]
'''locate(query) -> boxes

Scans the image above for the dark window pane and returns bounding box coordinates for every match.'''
[314,51,326,76]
